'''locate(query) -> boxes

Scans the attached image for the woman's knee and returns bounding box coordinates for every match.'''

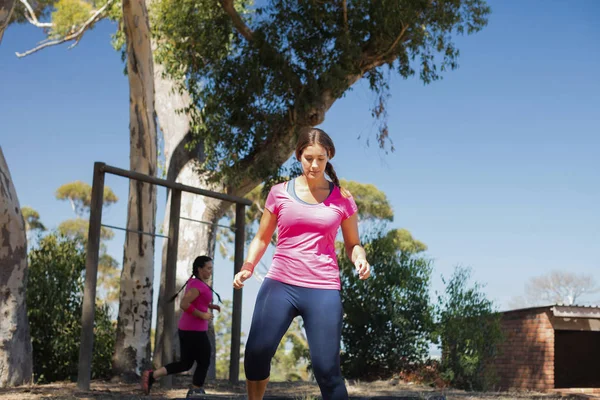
[197,354,211,370]
[182,359,195,371]
[312,360,343,386]
[165,358,195,376]
[244,342,274,380]
[244,341,273,365]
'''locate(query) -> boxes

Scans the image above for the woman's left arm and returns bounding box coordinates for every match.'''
[341,213,371,280]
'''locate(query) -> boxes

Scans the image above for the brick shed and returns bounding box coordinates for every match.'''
[494,305,600,391]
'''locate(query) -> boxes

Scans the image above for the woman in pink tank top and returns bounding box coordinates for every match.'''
[233,127,371,400]
[142,256,221,397]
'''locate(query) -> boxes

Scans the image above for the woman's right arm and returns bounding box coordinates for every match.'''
[233,208,277,289]
[179,287,212,321]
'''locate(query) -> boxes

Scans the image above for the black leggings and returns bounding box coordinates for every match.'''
[164,330,211,387]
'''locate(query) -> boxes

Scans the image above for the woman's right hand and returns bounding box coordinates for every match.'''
[233,270,252,289]
[201,311,214,321]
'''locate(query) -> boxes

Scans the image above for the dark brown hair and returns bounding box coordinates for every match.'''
[169,256,221,303]
[295,127,349,197]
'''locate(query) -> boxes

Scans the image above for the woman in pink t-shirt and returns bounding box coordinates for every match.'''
[233,127,371,400]
[142,256,221,396]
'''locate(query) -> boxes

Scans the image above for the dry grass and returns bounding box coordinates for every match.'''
[0,378,592,400]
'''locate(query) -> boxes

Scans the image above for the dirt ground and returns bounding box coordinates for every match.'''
[0,378,594,400]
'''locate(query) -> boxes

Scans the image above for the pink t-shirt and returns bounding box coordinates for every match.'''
[178,278,212,331]
[264,181,358,290]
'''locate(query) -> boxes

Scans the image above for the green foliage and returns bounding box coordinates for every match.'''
[215,299,309,382]
[271,319,311,381]
[56,181,120,306]
[152,0,490,184]
[340,229,434,380]
[388,228,428,254]
[55,180,118,217]
[435,266,503,390]
[98,252,121,303]
[105,0,125,55]
[214,300,245,379]
[57,219,120,305]
[49,0,93,38]
[22,206,46,233]
[10,0,57,25]
[150,0,244,82]
[340,179,394,222]
[58,217,115,240]
[27,233,115,383]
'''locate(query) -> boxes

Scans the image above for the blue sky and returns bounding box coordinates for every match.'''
[1,0,599,344]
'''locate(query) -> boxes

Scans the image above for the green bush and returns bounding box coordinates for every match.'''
[27,233,115,383]
[339,230,434,380]
[435,266,503,390]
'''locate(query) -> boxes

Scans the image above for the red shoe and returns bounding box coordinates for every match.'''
[141,369,153,395]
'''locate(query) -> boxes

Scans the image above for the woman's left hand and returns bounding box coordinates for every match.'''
[354,258,371,280]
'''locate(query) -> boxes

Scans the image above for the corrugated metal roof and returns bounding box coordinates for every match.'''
[555,303,600,308]
[551,304,600,319]
[502,304,600,316]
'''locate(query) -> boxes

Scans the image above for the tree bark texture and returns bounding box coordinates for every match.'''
[0,146,33,387]
[112,0,158,379]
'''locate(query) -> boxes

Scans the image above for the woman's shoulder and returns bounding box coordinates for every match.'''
[331,185,358,217]
[271,181,287,191]
[331,184,353,200]
[187,278,203,290]
[266,181,289,197]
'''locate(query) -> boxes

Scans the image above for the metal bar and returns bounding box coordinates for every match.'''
[100,163,252,206]
[162,189,182,389]
[229,203,246,383]
[100,223,170,239]
[179,216,236,231]
[77,162,105,390]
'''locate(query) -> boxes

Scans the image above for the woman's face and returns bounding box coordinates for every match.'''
[300,144,329,181]
[197,260,213,280]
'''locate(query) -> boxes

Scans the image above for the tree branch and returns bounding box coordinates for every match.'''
[18,0,52,28]
[1,0,18,43]
[231,122,297,196]
[220,0,305,95]
[358,22,410,73]
[224,12,409,198]
[382,23,409,59]
[230,40,402,195]
[165,131,204,182]
[219,0,253,42]
[231,73,359,197]
[16,0,114,58]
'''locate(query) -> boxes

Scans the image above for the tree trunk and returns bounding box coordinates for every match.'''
[0,147,33,387]
[112,0,158,380]
[151,60,227,380]
[0,0,16,44]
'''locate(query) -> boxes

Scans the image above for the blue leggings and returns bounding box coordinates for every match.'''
[244,278,348,400]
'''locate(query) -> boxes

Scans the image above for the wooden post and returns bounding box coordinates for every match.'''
[229,203,245,383]
[162,189,181,389]
[77,162,105,390]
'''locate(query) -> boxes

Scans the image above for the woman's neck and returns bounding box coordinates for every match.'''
[298,174,328,191]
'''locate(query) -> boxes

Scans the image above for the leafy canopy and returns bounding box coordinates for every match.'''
[152,0,491,184]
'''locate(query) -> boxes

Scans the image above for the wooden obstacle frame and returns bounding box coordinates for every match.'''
[76,162,250,390]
